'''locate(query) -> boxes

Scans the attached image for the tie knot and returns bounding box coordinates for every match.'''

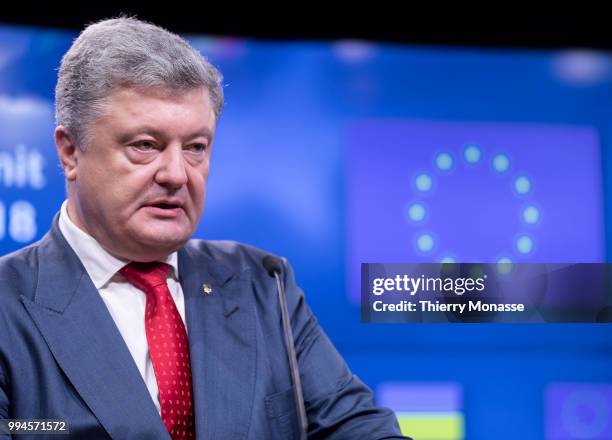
[120,261,170,293]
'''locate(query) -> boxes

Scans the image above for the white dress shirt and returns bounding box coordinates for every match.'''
[58,200,187,414]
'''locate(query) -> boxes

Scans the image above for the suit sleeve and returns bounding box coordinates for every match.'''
[0,296,11,440]
[280,257,411,440]
[0,356,11,439]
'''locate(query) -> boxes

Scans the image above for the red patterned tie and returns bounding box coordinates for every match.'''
[120,262,195,440]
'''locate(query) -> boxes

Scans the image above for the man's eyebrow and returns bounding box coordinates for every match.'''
[187,128,213,141]
[117,126,213,143]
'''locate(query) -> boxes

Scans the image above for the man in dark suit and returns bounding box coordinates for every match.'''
[0,17,407,439]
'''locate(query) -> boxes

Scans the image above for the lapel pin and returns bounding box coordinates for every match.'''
[202,283,213,295]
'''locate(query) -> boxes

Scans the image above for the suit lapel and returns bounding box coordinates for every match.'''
[179,245,257,440]
[20,220,169,440]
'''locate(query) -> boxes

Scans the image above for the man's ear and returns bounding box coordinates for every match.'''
[55,126,80,181]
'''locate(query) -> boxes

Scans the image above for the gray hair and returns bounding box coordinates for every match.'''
[55,16,224,149]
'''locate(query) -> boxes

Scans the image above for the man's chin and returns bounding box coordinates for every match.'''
[128,230,191,258]
[145,234,190,249]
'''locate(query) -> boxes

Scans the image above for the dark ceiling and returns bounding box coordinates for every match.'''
[1,11,611,50]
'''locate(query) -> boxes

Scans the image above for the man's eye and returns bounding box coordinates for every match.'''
[132,141,157,151]
[187,144,207,153]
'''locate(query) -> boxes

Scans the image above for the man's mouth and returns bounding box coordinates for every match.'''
[143,200,184,218]
[151,203,180,210]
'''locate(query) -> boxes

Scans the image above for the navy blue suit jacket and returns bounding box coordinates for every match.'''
[0,217,407,439]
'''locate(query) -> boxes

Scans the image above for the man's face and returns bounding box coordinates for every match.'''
[60,87,216,261]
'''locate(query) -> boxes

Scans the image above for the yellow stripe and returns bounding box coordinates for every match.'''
[395,412,464,440]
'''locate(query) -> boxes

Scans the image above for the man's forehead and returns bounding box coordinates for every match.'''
[98,86,216,135]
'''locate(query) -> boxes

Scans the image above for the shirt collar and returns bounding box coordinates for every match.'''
[58,200,179,289]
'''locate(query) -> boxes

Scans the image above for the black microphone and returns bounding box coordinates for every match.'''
[262,255,308,440]
[262,255,282,278]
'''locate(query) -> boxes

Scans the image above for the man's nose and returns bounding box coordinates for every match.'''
[155,144,188,188]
